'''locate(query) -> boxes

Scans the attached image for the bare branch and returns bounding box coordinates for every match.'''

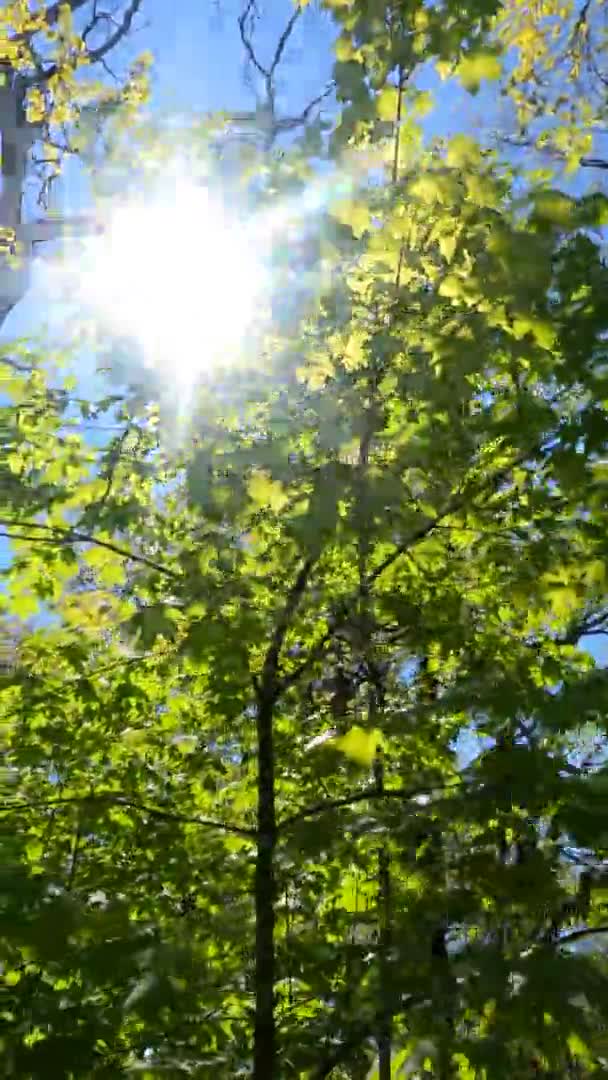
[581,157,608,170]
[236,0,323,150]
[238,0,269,79]
[269,5,301,79]
[21,0,145,86]
[272,83,334,133]
[86,0,144,64]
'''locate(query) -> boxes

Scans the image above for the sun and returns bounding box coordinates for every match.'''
[76,182,268,386]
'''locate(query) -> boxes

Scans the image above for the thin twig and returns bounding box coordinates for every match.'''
[238,0,269,78]
[269,5,301,79]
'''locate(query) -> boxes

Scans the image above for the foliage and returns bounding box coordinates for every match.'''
[2,0,608,1078]
[493,0,608,171]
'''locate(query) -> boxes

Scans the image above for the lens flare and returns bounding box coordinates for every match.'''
[76,183,268,386]
[40,146,383,402]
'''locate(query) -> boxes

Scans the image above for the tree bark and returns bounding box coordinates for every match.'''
[377,845,392,1080]
[252,556,314,1078]
[254,692,276,1080]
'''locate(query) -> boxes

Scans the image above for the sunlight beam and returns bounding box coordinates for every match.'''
[75,182,268,387]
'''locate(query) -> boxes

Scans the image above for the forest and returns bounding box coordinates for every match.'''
[1,0,608,1076]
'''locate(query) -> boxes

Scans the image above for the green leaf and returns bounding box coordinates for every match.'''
[126,604,179,648]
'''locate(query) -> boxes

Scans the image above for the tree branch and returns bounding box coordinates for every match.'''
[21,0,145,86]
[236,0,319,150]
[86,0,144,63]
[66,814,83,890]
[560,606,608,645]
[581,157,608,170]
[259,555,316,699]
[1,793,256,839]
[278,780,465,832]
[238,0,269,79]
[278,626,333,692]
[369,511,445,585]
[272,83,334,133]
[557,925,608,947]
[571,0,594,46]
[370,445,536,586]
[0,518,180,580]
[269,5,301,79]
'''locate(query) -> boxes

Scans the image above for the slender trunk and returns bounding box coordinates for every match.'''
[254,693,276,1079]
[377,844,392,1080]
[252,556,314,1077]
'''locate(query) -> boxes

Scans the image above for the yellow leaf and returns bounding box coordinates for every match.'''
[333,200,370,238]
[335,35,354,62]
[121,727,149,748]
[512,315,555,349]
[248,470,289,513]
[26,87,46,123]
[412,90,433,118]
[376,86,400,121]
[439,233,457,263]
[446,134,480,168]
[344,332,366,370]
[333,726,385,767]
[456,50,502,93]
[438,274,464,299]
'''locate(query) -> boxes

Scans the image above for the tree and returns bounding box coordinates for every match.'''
[2,1,608,1078]
[0,2,150,333]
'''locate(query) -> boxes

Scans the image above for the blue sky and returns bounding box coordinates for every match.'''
[1,0,607,665]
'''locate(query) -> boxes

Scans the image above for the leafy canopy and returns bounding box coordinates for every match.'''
[2,0,608,1077]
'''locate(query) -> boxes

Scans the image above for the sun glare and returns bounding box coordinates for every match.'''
[76,183,267,385]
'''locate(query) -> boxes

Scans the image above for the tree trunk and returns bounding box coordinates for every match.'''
[377,845,392,1080]
[254,693,276,1079]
